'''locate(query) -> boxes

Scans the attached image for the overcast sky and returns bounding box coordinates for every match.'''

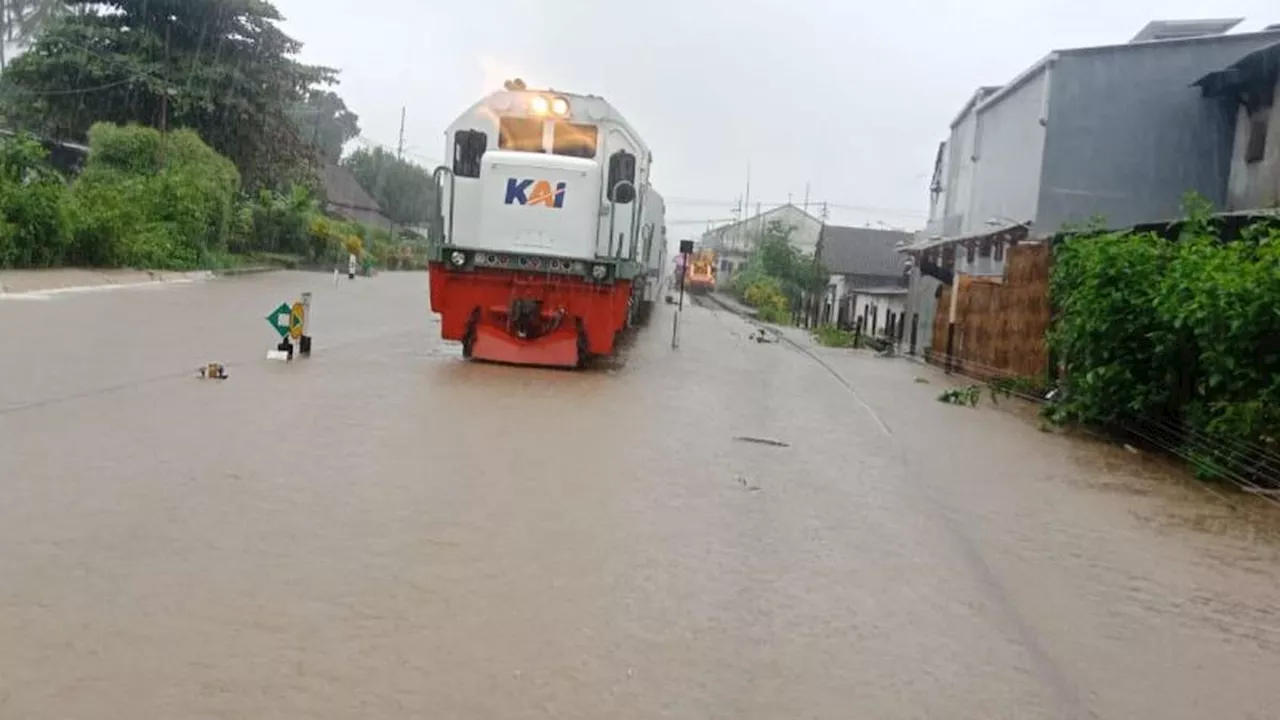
[272,0,1276,236]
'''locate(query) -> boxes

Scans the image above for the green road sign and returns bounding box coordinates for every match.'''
[265,302,292,339]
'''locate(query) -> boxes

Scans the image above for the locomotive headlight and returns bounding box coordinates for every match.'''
[529,95,550,115]
[590,264,608,280]
[449,250,467,267]
[550,97,570,116]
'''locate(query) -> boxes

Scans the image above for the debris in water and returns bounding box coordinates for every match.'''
[198,362,228,379]
[734,436,790,448]
[937,385,982,406]
[914,377,929,384]
[735,474,762,492]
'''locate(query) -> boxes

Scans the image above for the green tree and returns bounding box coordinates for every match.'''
[1,0,337,190]
[1,1,72,69]
[730,220,827,323]
[291,89,360,164]
[341,146,436,226]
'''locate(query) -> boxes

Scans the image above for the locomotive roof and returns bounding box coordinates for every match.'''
[452,89,652,160]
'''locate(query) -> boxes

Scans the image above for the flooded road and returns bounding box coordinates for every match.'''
[2,272,1278,719]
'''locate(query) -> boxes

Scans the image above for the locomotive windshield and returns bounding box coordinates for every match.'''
[552,122,598,158]
[497,115,599,159]
[498,117,543,152]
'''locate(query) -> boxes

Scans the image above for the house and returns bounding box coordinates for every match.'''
[1196,39,1280,210]
[321,163,392,229]
[699,204,822,276]
[815,225,912,336]
[900,18,1280,358]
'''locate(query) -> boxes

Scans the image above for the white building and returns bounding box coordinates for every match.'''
[700,204,822,275]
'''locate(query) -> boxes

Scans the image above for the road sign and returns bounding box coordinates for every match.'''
[265,302,291,339]
[289,302,305,339]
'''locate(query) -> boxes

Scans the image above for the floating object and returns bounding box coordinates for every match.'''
[198,362,228,379]
[733,436,790,448]
[266,349,290,362]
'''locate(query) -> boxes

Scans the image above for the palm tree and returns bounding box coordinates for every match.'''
[1,0,70,70]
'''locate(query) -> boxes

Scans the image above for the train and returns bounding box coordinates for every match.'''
[684,248,716,295]
[426,81,667,368]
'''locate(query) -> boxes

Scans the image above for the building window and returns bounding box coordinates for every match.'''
[994,240,1005,262]
[1245,114,1268,164]
[978,239,992,258]
[965,243,976,264]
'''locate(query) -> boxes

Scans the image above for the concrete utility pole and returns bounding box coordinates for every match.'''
[802,183,810,214]
[390,107,406,243]
[396,107,406,159]
[160,20,172,166]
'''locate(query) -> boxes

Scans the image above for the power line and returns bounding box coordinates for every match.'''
[1,76,138,96]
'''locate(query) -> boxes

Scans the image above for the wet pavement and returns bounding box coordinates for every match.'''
[2,271,1278,719]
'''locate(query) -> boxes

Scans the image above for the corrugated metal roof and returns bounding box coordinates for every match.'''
[1194,40,1280,94]
[817,225,912,276]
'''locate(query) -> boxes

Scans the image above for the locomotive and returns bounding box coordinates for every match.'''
[427,81,667,368]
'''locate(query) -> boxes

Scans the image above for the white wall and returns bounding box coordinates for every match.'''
[853,293,907,337]
[965,66,1050,238]
[701,205,822,257]
[943,111,980,235]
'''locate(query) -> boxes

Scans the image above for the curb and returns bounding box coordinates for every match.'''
[214,266,280,277]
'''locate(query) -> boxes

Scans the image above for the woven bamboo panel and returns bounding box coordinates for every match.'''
[929,244,1051,380]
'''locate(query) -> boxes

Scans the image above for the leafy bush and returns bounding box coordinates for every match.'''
[1049,196,1280,483]
[67,123,240,269]
[0,133,71,268]
[814,324,859,348]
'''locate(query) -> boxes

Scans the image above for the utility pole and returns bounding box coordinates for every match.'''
[802,183,810,215]
[159,20,171,166]
[396,106,406,159]
[390,106,406,246]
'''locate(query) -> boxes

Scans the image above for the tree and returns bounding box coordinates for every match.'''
[1,1,69,69]
[341,146,436,226]
[728,220,828,324]
[291,89,359,164]
[1,0,337,190]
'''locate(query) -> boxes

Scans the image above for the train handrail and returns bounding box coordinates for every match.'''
[432,166,456,245]
[607,180,637,259]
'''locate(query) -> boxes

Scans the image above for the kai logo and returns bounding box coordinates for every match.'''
[504,178,567,208]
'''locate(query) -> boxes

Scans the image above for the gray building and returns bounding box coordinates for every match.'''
[902,19,1280,359]
[923,19,1280,265]
[815,225,911,333]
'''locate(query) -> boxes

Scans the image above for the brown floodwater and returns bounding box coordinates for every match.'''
[1,272,1277,718]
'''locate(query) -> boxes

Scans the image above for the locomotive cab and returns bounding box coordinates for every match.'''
[428,85,666,368]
